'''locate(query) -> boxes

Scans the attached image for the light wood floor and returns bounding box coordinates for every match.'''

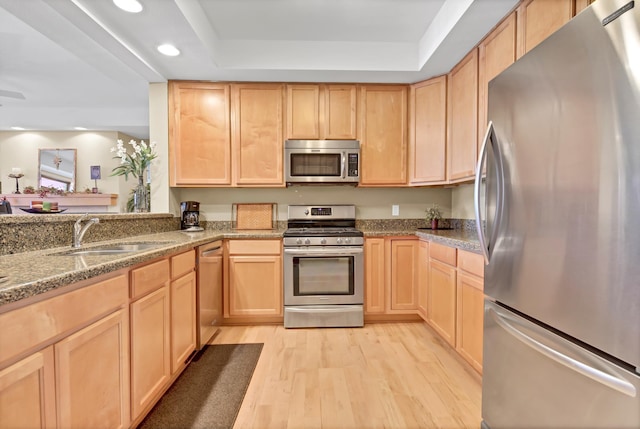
[210,322,482,429]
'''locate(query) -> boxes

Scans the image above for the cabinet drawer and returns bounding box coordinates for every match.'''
[171,250,195,279]
[131,259,170,299]
[0,274,128,367]
[227,240,281,255]
[458,249,484,278]
[429,242,457,266]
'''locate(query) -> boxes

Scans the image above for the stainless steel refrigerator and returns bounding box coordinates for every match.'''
[475,0,640,427]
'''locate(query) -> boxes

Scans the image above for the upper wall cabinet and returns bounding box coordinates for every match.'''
[169,82,232,186]
[575,0,596,14]
[408,76,447,185]
[516,0,574,58]
[359,85,408,186]
[478,12,517,152]
[285,84,357,140]
[231,83,285,187]
[447,49,478,183]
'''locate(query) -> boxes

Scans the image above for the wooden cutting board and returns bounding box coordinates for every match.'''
[233,203,275,230]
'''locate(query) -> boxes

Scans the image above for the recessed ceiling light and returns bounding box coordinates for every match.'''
[113,0,143,13]
[74,127,88,130]
[157,44,180,57]
[11,126,25,130]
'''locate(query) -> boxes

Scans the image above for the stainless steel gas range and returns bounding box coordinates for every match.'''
[283,205,364,328]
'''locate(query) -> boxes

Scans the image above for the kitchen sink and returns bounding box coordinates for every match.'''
[53,242,170,256]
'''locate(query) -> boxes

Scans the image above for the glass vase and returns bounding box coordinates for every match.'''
[133,175,149,213]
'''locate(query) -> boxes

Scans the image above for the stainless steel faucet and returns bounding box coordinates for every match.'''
[73,213,100,248]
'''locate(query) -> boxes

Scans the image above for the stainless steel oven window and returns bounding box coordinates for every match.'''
[293,256,354,296]
[290,153,341,176]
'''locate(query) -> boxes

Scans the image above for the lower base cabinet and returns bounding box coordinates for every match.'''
[224,240,283,320]
[0,347,55,429]
[55,309,130,429]
[364,237,419,316]
[0,274,130,429]
[427,258,457,346]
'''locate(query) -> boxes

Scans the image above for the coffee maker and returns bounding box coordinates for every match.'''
[180,201,203,232]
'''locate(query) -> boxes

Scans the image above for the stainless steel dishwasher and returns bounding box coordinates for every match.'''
[196,241,223,349]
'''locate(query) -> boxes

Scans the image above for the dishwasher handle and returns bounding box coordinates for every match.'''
[201,247,222,257]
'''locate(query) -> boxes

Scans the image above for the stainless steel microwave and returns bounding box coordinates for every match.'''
[284,140,360,185]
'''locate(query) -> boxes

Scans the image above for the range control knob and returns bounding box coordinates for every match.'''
[304,238,311,245]
[304,209,309,215]
[296,238,303,245]
[345,237,352,244]
[336,238,343,244]
[320,238,327,245]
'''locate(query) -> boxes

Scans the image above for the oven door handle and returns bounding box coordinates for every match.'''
[284,247,363,256]
[341,151,347,179]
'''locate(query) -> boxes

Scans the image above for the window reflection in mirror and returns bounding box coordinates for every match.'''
[38,149,76,192]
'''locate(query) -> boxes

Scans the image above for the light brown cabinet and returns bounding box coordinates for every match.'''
[447,49,479,183]
[0,273,130,429]
[168,81,232,186]
[427,242,457,346]
[364,237,419,316]
[389,238,419,311]
[456,259,484,373]
[517,0,574,58]
[224,240,283,320]
[55,309,130,429]
[286,84,357,140]
[359,85,408,186]
[364,237,386,315]
[417,240,429,319]
[231,83,285,186]
[130,260,171,420]
[575,0,596,14]
[478,12,517,153]
[409,76,447,185]
[0,347,55,429]
[170,250,196,375]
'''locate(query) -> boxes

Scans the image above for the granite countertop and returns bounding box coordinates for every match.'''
[0,226,479,308]
[0,228,285,307]
[361,227,481,253]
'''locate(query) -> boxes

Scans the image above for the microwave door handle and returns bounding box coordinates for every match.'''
[342,152,346,179]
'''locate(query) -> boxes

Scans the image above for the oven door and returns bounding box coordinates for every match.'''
[283,246,364,305]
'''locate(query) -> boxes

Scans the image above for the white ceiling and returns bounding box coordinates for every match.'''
[0,0,519,139]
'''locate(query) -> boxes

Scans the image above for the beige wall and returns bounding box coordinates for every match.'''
[175,186,453,221]
[0,130,141,212]
[452,183,475,219]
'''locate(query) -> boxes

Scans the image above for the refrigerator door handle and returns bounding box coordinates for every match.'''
[489,306,637,398]
[475,121,495,264]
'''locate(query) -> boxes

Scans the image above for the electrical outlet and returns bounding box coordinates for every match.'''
[392,205,399,216]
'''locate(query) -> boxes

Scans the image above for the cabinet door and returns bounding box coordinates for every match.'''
[227,255,282,317]
[417,240,429,320]
[359,85,408,186]
[130,286,171,420]
[389,239,418,311]
[575,0,595,14]
[324,84,357,139]
[517,0,574,58]
[286,84,320,139]
[171,271,196,374]
[0,347,55,429]
[409,76,447,184]
[55,309,130,429]
[456,272,484,373]
[428,259,457,346]
[447,49,478,183]
[364,238,386,314]
[169,82,231,186]
[231,83,284,186]
[478,12,516,154]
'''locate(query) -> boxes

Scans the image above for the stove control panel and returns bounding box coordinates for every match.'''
[284,236,364,246]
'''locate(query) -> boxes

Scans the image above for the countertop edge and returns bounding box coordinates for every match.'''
[1,228,479,307]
